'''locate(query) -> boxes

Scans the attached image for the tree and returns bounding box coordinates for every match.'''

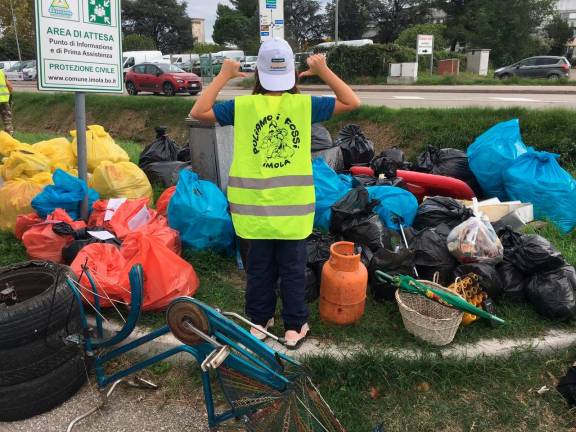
[545,14,573,56]
[0,31,35,60]
[395,23,447,49]
[0,0,35,59]
[213,0,260,54]
[123,34,156,51]
[122,0,194,53]
[193,43,226,54]
[371,0,434,44]
[285,0,324,50]
[323,0,371,41]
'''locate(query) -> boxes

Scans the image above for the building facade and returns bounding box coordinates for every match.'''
[191,18,206,44]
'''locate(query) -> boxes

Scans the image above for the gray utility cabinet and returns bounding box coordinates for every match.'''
[466,49,491,76]
[186,118,234,191]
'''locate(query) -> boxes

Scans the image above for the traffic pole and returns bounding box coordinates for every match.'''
[74,92,89,221]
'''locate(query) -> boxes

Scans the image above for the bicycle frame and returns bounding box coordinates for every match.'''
[66,264,302,428]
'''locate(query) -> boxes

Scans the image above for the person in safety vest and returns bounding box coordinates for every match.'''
[0,68,13,135]
[191,39,360,349]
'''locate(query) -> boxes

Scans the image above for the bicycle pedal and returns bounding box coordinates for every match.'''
[201,346,230,372]
[125,376,159,390]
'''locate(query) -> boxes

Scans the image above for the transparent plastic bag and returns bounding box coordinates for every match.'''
[447,216,503,264]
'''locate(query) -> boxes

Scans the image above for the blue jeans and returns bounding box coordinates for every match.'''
[245,239,309,331]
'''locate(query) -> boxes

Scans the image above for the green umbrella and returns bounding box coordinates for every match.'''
[376,271,506,325]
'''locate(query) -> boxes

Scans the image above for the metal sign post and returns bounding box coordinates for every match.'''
[259,0,285,42]
[35,0,123,220]
[417,34,434,75]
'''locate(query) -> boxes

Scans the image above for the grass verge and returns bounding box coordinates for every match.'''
[416,72,575,86]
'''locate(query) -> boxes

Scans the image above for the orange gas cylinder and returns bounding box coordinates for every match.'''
[319,241,368,325]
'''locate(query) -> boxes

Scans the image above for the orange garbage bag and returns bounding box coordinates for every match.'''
[136,214,181,255]
[120,232,198,311]
[22,209,86,263]
[156,186,176,217]
[107,198,152,239]
[15,213,43,240]
[71,243,127,308]
[88,198,149,235]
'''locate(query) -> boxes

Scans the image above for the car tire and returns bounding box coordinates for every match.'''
[0,354,87,421]
[126,81,138,95]
[0,324,81,386]
[548,74,561,81]
[189,91,200,96]
[499,74,512,80]
[0,261,79,350]
[163,82,176,96]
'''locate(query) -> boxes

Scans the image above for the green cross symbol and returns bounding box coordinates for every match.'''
[87,0,111,25]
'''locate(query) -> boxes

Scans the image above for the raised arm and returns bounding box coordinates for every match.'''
[299,54,361,115]
[190,59,246,123]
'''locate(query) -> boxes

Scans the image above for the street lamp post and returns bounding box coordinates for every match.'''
[335,0,339,46]
[9,0,22,63]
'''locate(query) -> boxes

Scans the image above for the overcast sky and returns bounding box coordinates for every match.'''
[189,0,330,42]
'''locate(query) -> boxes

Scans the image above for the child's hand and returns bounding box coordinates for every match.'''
[219,59,247,80]
[299,54,329,78]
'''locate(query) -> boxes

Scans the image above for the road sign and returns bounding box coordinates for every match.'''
[259,0,284,41]
[417,34,434,55]
[34,0,123,93]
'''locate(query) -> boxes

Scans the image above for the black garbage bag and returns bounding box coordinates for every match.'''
[312,147,345,172]
[142,161,190,187]
[139,126,179,166]
[312,124,333,151]
[413,196,474,231]
[334,124,375,169]
[498,228,565,275]
[414,145,437,173]
[353,175,377,187]
[371,147,405,178]
[330,187,385,252]
[305,267,319,303]
[177,146,191,162]
[496,257,527,303]
[557,366,576,406]
[455,263,503,300]
[53,223,121,265]
[307,231,337,273]
[369,242,415,302]
[409,224,457,286]
[525,265,576,321]
[430,148,481,195]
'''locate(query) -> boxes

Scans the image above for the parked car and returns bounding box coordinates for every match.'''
[494,56,571,80]
[162,53,200,67]
[241,56,258,72]
[125,62,202,96]
[192,56,223,76]
[0,61,19,71]
[23,60,37,80]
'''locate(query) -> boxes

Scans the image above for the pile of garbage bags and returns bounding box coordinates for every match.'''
[0,126,153,232]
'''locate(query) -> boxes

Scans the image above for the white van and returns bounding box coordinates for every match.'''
[0,61,19,71]
[163,53,199,66]
[214,50,245,60]
[314,39,374,49]
[122,51,163,74]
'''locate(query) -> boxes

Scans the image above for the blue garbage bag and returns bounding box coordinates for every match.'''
[32,169,99,220]
[313,158,351,231]
[467,119,528,200]
[367,186,418,231]
[503,149,576,233]
[167,170,235,253]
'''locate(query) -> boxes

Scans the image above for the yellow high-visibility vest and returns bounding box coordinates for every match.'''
[0,70,9,103]
[229,93,314,240]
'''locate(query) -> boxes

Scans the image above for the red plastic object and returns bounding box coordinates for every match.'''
[120,232,199,311]
[350,166,375,177]
[397,170,475,200]
[156,186,176,217]
[14,213,43,240]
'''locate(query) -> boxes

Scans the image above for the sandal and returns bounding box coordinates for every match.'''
[284,323,310,350]
[250,318,274,341]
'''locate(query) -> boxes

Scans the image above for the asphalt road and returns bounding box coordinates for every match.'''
[12,80,576,109]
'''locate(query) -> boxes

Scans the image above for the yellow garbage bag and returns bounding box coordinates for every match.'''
[0,174,51,232]
[0,132,34,157]
[0,149,52,181]
[33,138,76,170]
[92,161,152,200]
[70,124,129,172]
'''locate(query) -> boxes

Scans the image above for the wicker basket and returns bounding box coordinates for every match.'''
[395,280,464,346]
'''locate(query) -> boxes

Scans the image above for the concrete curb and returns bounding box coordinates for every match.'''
[299,85,576,95]
[93,318,576,364]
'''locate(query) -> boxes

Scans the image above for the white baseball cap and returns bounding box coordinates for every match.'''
[256,38,295,91]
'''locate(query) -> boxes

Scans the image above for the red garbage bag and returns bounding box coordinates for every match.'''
[70,243,127,308]
[15,213,43,240]
[88,199,108,227]
[22,209,86,263]
[88,198,152,239]
[136,214,181,255]
[120,232,198,311]
[156,186,176,217]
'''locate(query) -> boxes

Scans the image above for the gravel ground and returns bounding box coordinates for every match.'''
[0,380,210,432]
